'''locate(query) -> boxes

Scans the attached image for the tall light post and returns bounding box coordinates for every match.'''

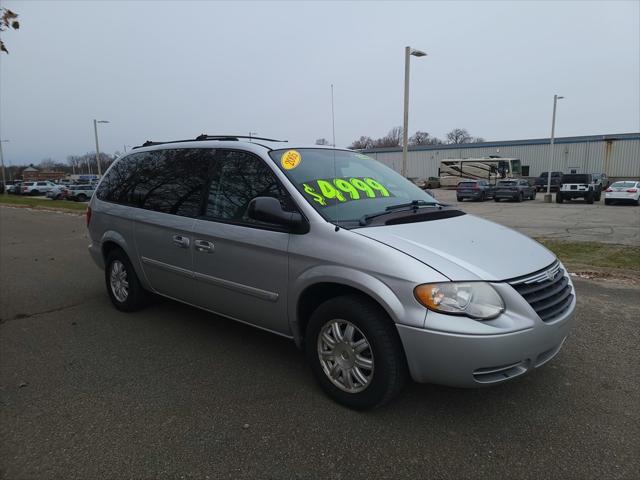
[93,119,110,177]
[544,95,564,203]
[402,46,427,177]
[0,139,8,188]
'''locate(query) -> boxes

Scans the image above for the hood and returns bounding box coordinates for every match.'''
[356,213,555,281]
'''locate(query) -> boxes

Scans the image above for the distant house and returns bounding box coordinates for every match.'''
[21,166,66,182]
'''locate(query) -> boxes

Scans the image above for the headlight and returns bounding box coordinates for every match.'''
[414,282,504,320]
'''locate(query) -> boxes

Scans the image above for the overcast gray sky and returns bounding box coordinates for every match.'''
[0,0,638,165]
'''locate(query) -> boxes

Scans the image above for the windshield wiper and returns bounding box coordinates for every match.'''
[359,200,442,226]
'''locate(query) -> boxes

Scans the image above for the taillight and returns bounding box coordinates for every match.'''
[605,188,612,192]
[86,206,92,227]
[628,188,638,193]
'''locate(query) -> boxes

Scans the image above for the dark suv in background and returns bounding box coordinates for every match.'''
[535,171,563,192]
[494,179,536,202]
[456,180,494,202]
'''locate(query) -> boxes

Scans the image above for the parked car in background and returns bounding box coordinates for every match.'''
[494,179,536,202]
[556,174,599,204]
[604,180,640,206]
[456,180,494,201]
[592,173,610,190]
[66,184,96,202]
[534,171,563,192]
[22,181,57,196]
[408,177,428,189]
[6,180,22,194]
[425,176,440,189]
[46,185,68,200]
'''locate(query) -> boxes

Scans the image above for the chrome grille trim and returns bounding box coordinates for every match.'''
[508,261,573,323]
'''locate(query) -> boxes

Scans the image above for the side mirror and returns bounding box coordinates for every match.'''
[248,197,308,233]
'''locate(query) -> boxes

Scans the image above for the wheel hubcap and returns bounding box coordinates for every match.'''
[109,260,129,303]
[317,319,374,393]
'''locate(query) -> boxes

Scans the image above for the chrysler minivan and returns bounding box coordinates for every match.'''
[88,136,576,409]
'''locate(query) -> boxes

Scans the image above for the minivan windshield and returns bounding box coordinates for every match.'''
[269,149,438,224]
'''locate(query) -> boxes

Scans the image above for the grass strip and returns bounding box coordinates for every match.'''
[537,239,640,274]
[0,194,87,212]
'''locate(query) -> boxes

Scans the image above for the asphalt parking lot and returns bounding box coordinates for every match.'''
[433,189,640,246]
[1,206,639,479]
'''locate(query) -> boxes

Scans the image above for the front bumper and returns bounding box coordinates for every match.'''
[397,279,576,387]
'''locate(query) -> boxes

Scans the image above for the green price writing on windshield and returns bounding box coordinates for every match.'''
[301,177,393,208]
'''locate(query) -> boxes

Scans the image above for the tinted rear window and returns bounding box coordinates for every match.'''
[97,148,214,217]
[562,174,590,183]
[458,182,477,187]
[498,181,516,186]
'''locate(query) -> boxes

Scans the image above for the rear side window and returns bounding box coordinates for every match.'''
[205,150,292,225]
[97,152,147,204]
[97,149,214,217]
[131,149,214,217]
[458,182,477,187]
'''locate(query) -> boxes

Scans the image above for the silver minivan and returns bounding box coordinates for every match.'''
[88,136,575,409]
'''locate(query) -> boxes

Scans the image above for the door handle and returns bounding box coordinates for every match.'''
[172,235,190,248]
[194,239,215,253]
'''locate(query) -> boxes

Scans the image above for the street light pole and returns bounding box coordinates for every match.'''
[93,119,110,177]
[544,95,564,203]
[0,139,8,189]
[402,46,427,177]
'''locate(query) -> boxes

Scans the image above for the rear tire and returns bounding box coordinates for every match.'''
[305,295,407,410]
[595,192,601,201]
[531,190,537,200]
[517,192,523,202]
[604,199,611,205]
[479,192,486,202]
[457,197,463,202]
[556,193,563,204]
[77,193,87,202]
[31,190,40,196]
[494,197,500,202]
[105,249,151,312]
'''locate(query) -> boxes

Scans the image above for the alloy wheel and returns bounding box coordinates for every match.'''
[109,260,129,303]
[317,319,374,393]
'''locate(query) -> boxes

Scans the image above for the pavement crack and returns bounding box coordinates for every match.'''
[1,303,84,324]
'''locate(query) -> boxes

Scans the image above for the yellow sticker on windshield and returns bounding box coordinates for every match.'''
[281,150,302,170]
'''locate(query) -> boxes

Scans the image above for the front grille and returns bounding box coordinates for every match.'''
[509,262,574,322]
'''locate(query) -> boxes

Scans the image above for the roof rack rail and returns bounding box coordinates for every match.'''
[195,134,288,142]
[132,135,288,150]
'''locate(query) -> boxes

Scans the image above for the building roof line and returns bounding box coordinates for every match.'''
[361,132,640,154]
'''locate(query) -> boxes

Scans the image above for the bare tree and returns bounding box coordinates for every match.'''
[349,136,375,150]
[39,158,56,170]
[315,138,330,145]
[409,131,443,146]
[375,126,404,148]
[446,128,473,144]
[1,8,20,54]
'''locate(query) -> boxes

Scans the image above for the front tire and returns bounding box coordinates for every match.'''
[457,196,463,202]
[531,190,537,200]
[586,192,594,204]
[305,295,407,410]
[105,249,150,312]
